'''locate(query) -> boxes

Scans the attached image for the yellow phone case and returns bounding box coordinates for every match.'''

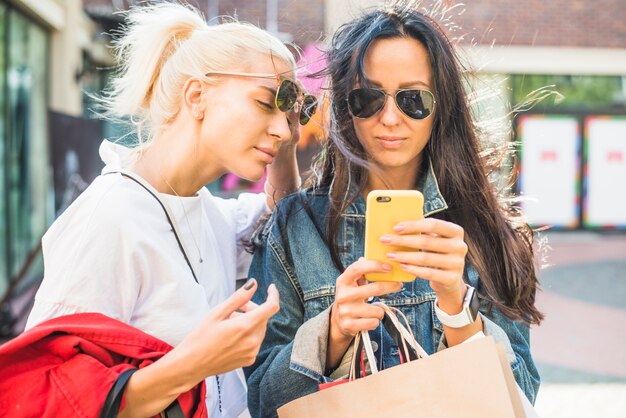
[364,190,424,282]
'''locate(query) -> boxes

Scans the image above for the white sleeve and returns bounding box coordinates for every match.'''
[211,192,270,250]
[207,191,270,281]
[233,192,271,245]
[26,194,143,329]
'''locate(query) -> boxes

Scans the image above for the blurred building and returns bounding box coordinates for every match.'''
[0,0,113,315]
[453,0,626,230]
[1,0,623,334]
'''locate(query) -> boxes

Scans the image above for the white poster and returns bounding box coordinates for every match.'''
[518,116,580,228]
[584,117,626,227]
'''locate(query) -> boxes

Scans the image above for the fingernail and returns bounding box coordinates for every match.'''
[243,278,256,290]
[392,224,404,233]
[386,252,396,260]
[382,263,392,271]
[380,235,392,244]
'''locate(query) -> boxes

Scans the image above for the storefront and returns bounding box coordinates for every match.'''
[0,2,52,296]
[512,74,626,230]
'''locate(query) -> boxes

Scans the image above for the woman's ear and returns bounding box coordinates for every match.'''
[183,78,205,120]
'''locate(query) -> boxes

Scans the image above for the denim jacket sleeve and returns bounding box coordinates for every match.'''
[484,306,540,404]
[436,311,540,403]
[438,266,540,404]
[244,214,331,418]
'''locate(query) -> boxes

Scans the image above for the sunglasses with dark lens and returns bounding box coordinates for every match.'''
[206,71,319,125]
[274,77,319,125]
[347,88,436,120]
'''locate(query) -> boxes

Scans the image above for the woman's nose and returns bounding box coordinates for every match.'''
[270,111,293,142]
[379,94,402,126]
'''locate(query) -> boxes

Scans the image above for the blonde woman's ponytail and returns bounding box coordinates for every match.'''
[111,4,204,117]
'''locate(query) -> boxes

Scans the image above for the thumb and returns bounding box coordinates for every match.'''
[261,284,280,316]
[213,278,258,320]
[249,284,280,322]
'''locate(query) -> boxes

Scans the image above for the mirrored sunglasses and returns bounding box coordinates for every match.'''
[347,88,436,120]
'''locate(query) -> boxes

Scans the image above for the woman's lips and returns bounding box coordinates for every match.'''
[255,146,276,164]
[377,136,405,149]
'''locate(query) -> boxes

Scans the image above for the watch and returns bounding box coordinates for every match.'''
[434,285,480,328]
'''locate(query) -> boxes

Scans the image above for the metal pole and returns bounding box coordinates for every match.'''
[208,0,219,24]
[266,0,278,33]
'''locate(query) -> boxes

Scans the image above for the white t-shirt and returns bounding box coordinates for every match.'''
[26,140,269,418]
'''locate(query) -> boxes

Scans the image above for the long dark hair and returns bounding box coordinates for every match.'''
[311,4,543,325]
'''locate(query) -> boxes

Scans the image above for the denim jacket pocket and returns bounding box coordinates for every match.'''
[302,286,335,321]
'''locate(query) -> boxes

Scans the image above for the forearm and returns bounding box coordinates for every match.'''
[326,335,353,372]
[326,306,354,370]
[265,144,300,209]
[118,350,200,417]
[442,316,484,347]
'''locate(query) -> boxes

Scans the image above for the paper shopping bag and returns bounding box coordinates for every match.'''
[277,336,527,418]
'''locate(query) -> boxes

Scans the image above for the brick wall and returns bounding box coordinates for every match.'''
[448,0,626,48]
[83,0,325,48]
[213,0,325,48]
[82,0,623,49]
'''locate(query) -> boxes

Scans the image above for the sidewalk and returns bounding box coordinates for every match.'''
[535,384,626,417]
[531,231,626,417]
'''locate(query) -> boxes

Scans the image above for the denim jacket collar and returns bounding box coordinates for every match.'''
[344,158,448,217]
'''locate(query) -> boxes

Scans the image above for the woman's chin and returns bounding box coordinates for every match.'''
[233,167,265,184]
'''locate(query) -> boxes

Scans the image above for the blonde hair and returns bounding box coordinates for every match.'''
[103,3,296,147]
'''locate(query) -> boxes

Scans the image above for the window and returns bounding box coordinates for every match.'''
[0,3,6,294]
[2,8,50,289]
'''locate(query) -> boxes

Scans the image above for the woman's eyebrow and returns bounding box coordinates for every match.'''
[366,79,431,88]
[399,80,430,88]
[258,85,277,96]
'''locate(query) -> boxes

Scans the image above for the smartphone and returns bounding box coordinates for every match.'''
[364,190,424,282]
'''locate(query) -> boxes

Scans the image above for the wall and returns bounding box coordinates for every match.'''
[203,0,326,47]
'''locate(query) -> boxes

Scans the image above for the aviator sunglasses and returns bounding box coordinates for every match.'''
[347,87,436,120]
[206,71,318,125]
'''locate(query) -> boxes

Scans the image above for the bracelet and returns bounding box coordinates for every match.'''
[264,176,302,202]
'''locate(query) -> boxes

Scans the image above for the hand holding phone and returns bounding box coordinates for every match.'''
[364,190,424,282]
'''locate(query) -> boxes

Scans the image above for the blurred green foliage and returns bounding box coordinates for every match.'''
[511,74,625,111]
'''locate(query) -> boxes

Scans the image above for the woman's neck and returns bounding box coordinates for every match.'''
[131,128,221,197]
[363,158,422,197]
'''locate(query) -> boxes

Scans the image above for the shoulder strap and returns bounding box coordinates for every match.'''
[104,170,199,283]
[100,368,135,418]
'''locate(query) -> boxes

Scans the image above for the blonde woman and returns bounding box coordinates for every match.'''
[24,3,316,417]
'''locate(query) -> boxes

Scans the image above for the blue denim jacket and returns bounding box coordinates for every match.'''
[245,162,540,418]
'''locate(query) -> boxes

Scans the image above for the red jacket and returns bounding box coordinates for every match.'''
[0,313,207,417]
